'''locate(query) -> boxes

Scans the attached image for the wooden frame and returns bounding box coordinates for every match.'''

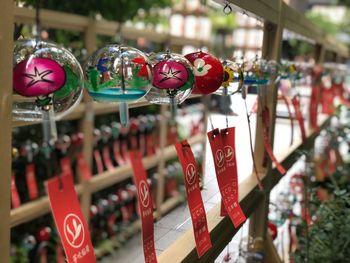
[0,1,348,262]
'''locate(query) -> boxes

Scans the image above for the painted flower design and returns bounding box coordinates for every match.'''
[193,58,212,76]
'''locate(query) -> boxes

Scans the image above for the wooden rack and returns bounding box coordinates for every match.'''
[0,1,348,262]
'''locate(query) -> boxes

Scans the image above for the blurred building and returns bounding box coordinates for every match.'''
[232,13,263,60]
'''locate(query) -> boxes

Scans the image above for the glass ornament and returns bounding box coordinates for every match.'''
[85,45,152,126]
[145,51,195,118]
[215,60,243,96]
[184,51,223,95]
[12,39,83,122]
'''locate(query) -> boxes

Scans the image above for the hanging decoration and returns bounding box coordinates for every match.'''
[184,51,223,95]
[85,45,152,126]
[215,60,243,96]
[13,40,83,144]
[145,50,194,119]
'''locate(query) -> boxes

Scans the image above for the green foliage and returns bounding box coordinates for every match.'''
[21,0,172,23]
[209,8,237,33]
[293,191,350,263]
[306,11,340,36]
[287,39,314,57]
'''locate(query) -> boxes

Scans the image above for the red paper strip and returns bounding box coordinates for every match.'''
[321,87,335,115]
[219,128,246,225]
[207,129,246,228]
[175,141,212,257]
[261,108,286,175]
[76,153,92,181]
[280,93,294,146]
[113,141,126,166]
[56,244,65,263]
[140,133,146,156]
[309,85,319,130]
[26,164,39,200]
[11,173,21,208]
[291,97,306,144]
[121,140,130,163]
[129,151,157,263]
[61,157,73,176]
[146,134,156,156]
[93,149,104,174]
[102,146,114,171]
[47,173,96,263]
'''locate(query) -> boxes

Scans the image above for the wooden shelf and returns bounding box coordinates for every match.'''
[160,195,185,215]
[12,95,202,128]
[158,116,331,263]
[10,134,205,228]
[10,185,83,228]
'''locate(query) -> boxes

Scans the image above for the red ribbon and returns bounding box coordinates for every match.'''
[93,149,104,174]
[11,172,21,208]
[25,163,39,200]
[291,96,306,144]
[175,141,212,257]
[102,146,114,171]
[130,151,157,263]
[309,85,319,130]
[76,153,92,181]
[261,108,286,175]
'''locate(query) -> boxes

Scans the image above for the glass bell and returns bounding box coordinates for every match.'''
[145,51,194,118]
[185,51,223,95]
[215,60,243,96]
[12,38,83,122]
[84,45,152,126]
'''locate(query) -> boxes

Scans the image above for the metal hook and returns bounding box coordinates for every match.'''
[223,2,232,15]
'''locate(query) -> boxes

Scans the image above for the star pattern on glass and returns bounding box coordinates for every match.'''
[24,67,54,88]
[159,67,182,83]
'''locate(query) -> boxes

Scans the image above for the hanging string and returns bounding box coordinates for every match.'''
[244,98,263,191]
[209,115,215,131]
[35,0,42,46]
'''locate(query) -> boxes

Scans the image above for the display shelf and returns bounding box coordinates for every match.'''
[10,184,83,228]
[94,194,184,259]
[12,95,202,128]
[9,134,205,228]
[158,116,331,263]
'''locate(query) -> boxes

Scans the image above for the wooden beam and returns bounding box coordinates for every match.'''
[156,105,169,219]
[80,18,97,222]
[250,0,284,251]
[0,1,13,261]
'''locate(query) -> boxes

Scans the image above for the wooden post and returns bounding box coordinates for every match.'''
[314,43,325,64]
[80,18,96,222]
[0,1,14,262]
[249,0,284,248]
[156,105,169,218]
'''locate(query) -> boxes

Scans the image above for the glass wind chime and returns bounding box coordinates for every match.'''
[84,45,152,126]
[12,1,83,145]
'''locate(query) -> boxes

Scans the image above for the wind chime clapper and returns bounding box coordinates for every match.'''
[41,98,58,145]
[84,45,152,127]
